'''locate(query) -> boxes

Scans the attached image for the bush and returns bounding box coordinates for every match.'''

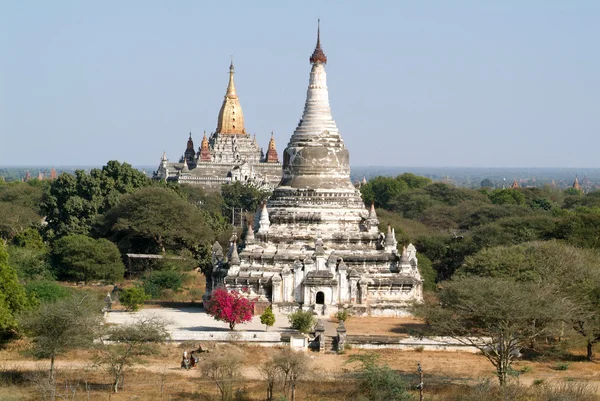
[260,306,276,331]
[346,353,412,401]
[288,310,316,334]
[335,309,350,322]
[554,362,570,371]
[142,270,183,299]
[24,280,70,304]
[119,287,150,311]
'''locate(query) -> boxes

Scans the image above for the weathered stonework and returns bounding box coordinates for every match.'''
[153,62,282,191]
[210,25,423,317]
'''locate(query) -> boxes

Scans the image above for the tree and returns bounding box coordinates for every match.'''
[0,180,46,214]
[202,348,244,401]
[52,235,125,283]
[459,241,600,361]
[220,181,271,217]
[206,288,255,330]
[18,293,103,379]
[346,353,413,401]
[397,172,432,189]
[96,316,169,393]
[480,178,494,188]
[415,276,571,385]
[0,245,30,339]
[119,287,150,311]
[7,245,52,280]
[288,309,316,334]
[0,202,41,241]
[489,188,526,205]
[360,176,408,209]
[98,186,211,255]
[260,306,276,331]
[272,348,310,401]
[42,161,149,238]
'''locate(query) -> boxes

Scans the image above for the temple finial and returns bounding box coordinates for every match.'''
[310,19,327,65]
[229,55,234,72]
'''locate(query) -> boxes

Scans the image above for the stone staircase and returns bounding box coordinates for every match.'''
[321,335,338,353]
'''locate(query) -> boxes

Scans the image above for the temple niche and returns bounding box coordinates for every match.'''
[153,62,282,191]
[209,24,423,317]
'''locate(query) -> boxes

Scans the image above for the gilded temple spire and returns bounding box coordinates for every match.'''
[216,59,245,135]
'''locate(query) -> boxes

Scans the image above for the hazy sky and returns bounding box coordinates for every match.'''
[1,1,599,168]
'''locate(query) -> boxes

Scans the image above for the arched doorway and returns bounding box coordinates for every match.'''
[316,291,325,305]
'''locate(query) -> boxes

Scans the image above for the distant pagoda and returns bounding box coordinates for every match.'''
[153,61,282,190]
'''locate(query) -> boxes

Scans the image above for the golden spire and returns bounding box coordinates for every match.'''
[226,58,237,98]
[216,59,245,135]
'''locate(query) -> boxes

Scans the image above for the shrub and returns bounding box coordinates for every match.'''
[554,362,570,371]
[24,280,70,304]
[346,353,412,401]
[142,270,183,299]
[119,287,150,311]
[260,306,276,331]
[288,310,316,334]
[206,288,255,330]
[335,309,350,322]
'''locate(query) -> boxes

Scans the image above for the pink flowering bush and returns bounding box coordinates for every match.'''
[206,288,256,330]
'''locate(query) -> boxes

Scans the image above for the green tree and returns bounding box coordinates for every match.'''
[415,276,571,386]
[489,188,526,205]
[18,293,103,379]
[42,161,149,238]
[396,173,432,189]
[52,235,125,283]
[480,178,494,188]
[220,181,271,217]
[98,186,211,255]
[119,287,150,311]
[459,241,600,361]
[0,202,41,241]
[0,180,46,214]
[0,245,30,339]
[360,176,407,209]
[260,306,276,331]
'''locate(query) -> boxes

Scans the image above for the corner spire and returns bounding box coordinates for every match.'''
[309,19,327,65]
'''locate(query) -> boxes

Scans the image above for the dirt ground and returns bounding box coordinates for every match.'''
[342,316,428,337]
[3,314,600,400]
[3,340,600,400]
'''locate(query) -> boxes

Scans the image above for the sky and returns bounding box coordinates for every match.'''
[1,1,599,168]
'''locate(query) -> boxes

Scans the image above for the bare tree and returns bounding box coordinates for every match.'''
[272,348,310,401]
[95,315,170,393]
[202,347,244,401]
[259,358,281,401]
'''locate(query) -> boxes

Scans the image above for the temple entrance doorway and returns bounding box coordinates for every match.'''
[316,291,325,305]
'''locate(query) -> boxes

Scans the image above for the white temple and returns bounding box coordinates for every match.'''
[210,24,423,316]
